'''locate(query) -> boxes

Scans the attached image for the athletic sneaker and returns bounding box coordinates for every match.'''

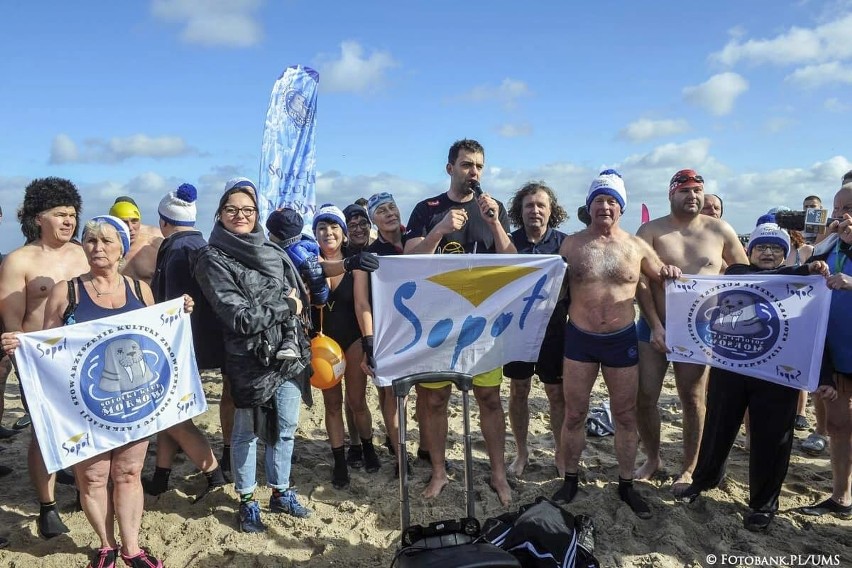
[238,500,267,533]
[270,490,312,518]
[120,549,163,568]
[87,546,118,568]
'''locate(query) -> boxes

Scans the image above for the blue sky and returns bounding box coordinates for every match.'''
[2,0,851,252]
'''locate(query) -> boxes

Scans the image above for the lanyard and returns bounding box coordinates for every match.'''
[835,239,847,274]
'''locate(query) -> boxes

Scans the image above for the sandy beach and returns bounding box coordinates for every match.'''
[0,367,849,567]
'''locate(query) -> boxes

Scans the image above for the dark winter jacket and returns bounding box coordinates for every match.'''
[152,230,224,370]
[192,242,310,408]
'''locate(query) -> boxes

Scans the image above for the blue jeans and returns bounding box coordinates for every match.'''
[231,379,301,495]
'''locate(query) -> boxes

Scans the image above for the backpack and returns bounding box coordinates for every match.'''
[482,497,600,568]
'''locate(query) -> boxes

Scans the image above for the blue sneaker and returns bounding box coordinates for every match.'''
[238,500,267,533]
[270,490,312,518]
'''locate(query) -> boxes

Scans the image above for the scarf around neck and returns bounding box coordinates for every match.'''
[208,222,285,281]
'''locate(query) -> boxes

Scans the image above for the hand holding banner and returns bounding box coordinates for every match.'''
[14,299,206,473]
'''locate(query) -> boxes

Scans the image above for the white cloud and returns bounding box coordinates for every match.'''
[49,134,199,164]
[622,139,713,170]
[458,78,531,109]
[496,123,532,138]
[711,14,852,67]
[50,134,78,164]
[785,61,852,88]
[151,0,264,48]
[722,155,852,218]
[764,117,795,133]
[314,41,398,94]
[619,118,690,142]
[682,73,749,116]
[825,97,849,112]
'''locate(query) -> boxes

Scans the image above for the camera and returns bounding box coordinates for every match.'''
[774,209,838,234]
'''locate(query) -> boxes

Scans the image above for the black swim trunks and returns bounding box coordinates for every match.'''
[564,320,638,368]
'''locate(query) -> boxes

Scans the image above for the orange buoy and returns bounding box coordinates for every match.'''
[310,333,345,389]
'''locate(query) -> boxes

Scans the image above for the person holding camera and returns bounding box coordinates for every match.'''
[193,178,312,533]
[798,182,852,518]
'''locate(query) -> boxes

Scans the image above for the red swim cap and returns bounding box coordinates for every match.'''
[669,169,704,198]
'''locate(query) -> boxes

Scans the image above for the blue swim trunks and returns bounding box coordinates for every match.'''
[635,316,663,343]
[564,320,638,368]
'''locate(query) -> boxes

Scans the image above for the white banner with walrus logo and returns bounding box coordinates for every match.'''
[665,274,831,391]
[372,255,566,379]
[15,298,206,473]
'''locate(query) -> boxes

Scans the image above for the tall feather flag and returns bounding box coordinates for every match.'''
[641,203,650,225]
[258,65,320,230]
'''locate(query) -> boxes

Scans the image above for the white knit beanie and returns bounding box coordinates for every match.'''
[158,183,198,226]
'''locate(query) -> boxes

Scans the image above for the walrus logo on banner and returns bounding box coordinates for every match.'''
[14,298,206,473]
[691,283,787,363]
[72,327,177,427]
[666,274,831,392]
[285,89,313,127]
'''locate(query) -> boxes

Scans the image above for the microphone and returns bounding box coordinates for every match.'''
[470,180,495,218]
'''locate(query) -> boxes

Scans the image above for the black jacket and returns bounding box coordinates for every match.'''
[152,230,224,370]
[192,245,310,408]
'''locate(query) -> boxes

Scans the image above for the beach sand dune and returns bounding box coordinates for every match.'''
[0,368,849,567]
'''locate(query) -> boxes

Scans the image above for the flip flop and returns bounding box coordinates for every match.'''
[794,414,810,431]
[12,414,31,430]
[801,433,828,456]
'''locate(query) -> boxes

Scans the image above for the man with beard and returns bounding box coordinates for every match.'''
[0,178,89,538]
[403,138,516,505]
[634,169,748,494]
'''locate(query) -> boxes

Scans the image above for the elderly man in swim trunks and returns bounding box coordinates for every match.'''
[404,138,516,505]
[553,170,680,519]
[634,169,748,492]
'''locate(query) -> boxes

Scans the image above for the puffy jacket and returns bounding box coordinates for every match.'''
[192,245,310,408]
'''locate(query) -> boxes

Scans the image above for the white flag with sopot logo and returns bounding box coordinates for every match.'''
[15,298,206,473]
[665,274,831,391]
[372,255,566,379]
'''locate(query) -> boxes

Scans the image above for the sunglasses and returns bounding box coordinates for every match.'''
[672,174,704,185]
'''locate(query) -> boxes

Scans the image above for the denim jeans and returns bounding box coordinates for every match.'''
[231,379,301,495]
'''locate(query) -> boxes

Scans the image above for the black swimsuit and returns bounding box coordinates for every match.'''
[313,270,360,351]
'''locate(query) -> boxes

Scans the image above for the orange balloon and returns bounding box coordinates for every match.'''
[310,334,345,389]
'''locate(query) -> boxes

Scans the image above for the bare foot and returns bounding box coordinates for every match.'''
[489,477,513,507]
[634,458,660,481]
[671,472,693,495]
[508,454,528,478]
[422,474,449,499]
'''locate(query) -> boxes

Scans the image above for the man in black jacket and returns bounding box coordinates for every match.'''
[145,183,228,495]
